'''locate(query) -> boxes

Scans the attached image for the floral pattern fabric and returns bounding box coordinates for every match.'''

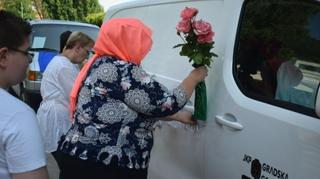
[58,56,188,169]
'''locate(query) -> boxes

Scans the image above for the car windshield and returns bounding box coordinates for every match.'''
[30,24,99,51]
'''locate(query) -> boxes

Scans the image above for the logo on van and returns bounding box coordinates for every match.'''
[242,154,289,179]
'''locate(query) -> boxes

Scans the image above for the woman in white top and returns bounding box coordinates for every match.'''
[37,31,94,161]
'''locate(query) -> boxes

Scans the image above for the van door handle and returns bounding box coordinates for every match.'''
[215,114,244,130]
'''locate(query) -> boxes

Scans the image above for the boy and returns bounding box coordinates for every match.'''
[0,10,49,179]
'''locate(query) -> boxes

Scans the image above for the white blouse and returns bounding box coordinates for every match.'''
[37,55,80,153]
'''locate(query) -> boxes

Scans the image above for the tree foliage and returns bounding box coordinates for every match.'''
[0,0,104,23]
[32,0,48,19]
[43,0,103,22]
[0,0,35,19]
[85,11,104,27]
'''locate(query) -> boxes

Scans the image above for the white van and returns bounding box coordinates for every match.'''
[105,0,320,178]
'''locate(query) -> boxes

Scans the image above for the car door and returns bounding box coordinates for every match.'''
[204,0,320,178]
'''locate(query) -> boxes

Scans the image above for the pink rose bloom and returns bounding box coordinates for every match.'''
[197,31,215,44]
[176,19,191,33]
[193,20,212,35]
[180,7,198,20]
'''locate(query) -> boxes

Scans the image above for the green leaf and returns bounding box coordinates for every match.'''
[211,53,218,57]
[173,44,184,48]
[204,58,211,67]
[180,45,193,57]
[193,53,204,65]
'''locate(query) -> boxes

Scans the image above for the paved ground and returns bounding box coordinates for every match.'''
[47,154,59,179]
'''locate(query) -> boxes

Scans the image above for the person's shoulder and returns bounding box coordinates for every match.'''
[51,54,72,65]
[0,90,38,140]
[58,55,78,69]
[50,55,68,65]
[46,55,74,72]
[0,89,35,120]
[95,55,122,63]
[43,55,63,71]
[91,55,138,73]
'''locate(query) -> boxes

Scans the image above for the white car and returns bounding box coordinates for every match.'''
[105,0,320,178]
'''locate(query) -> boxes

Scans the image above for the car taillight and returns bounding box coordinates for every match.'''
[27,71,42,81]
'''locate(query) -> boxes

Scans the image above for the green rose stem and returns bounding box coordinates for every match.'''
[193,81,207,121]
[192,64,207,121]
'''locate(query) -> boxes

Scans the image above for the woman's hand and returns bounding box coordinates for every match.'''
[189,66,208,83]
[173,111,197,125]
[160,111,197,125]
[180,66,208,99]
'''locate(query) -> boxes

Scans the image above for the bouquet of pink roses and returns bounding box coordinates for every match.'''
[174,7,217,121]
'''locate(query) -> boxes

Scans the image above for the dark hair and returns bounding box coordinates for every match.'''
[0,10,31,49]
[60,30,72,53]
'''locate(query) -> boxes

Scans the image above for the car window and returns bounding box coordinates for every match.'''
[30,24,99,51]
[234,0,320,117]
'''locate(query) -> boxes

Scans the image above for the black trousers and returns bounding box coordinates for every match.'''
[55,151,148,179]
[52,151,62,169]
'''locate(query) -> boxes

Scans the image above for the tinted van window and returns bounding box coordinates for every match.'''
[235,0,320,117]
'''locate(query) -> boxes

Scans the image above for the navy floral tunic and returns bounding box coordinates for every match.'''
[58,56,188,169]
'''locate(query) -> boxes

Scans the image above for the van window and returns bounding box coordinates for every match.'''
[234,0,320,117]
[31,24,99,51]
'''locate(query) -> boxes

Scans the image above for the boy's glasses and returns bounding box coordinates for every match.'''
[8,47,34,63]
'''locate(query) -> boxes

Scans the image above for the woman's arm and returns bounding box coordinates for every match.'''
[159,110,197,125]
[121,65,208,118]
[180,66,208,99]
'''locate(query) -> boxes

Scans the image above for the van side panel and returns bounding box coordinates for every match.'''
[108,1,226,179]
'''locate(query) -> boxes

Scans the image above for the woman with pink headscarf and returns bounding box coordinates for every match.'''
[56,18,207,179]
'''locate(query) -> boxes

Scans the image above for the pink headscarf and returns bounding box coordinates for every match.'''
[69,18,153,121]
